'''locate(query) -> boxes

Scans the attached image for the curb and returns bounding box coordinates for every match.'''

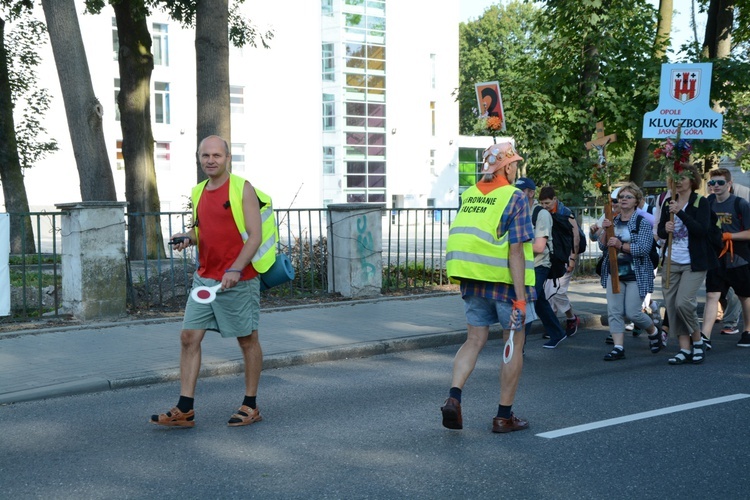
[0,311,605,405]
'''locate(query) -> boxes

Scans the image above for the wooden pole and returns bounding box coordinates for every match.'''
[585,122,619,293]
[664,192,678,289]
[604,173,620,294]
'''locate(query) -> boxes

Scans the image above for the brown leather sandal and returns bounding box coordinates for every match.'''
[150,407,195,428]
[227,405,262,427]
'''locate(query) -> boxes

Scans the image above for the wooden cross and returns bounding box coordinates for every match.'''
[585,121,617,165]
[585,122,620,293]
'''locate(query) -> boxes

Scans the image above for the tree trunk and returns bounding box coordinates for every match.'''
[0,16,36,254]
[40,0,117,201]
[629,0,673,186]
[701,0,734,173]
[195,0,230,182]
[112,1,166,260]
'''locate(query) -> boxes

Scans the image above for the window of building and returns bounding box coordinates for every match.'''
[114,78,121,121]
[321,0,333,15]
[152,23,169,66]
[231,143,246,172]
[341,5,387,204]
[430,53,436,89]
[458,148,485,189]
[115,140,124,170]
[323,94,335,131]
[154,82,170,124]
[430,101,436,136]
[230,85,245,114]
[112,17,119,61]
[155,142,171,170]
[322,43,335,81]
[323,146,335,174]
[427,198,436,217]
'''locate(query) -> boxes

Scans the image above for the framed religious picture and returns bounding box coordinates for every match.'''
[474,81,505,130]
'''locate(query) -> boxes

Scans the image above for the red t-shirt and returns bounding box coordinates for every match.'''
[196,178,259,281]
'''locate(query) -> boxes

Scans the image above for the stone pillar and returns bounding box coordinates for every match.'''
[55,201,128,320]
[327,203,384,298]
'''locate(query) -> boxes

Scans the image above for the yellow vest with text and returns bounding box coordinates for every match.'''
[191,173,278,273]
[446,184,535,285]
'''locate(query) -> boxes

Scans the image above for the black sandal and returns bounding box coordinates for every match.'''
[668,350,692,365]
[604,348,625,361]
[648,329,664,354]
[692,344,705,364]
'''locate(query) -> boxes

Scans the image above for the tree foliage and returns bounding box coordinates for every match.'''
[6,15,57,169]
[459,1,662,202]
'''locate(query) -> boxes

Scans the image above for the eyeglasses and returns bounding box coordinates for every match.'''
[618,195,636,200]
[707,179,727,186]
[610,199,619,204]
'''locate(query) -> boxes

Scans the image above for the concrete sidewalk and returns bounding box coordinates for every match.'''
[0,280,611,405]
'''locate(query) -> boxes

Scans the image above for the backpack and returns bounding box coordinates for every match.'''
[532,205,574,280]
[576,225,587,255]
[632,214,660,269]
[696,195,724,254]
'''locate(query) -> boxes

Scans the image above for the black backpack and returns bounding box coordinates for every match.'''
[632,214,660,269]
[696,194,724,254]
[532,205,574,280]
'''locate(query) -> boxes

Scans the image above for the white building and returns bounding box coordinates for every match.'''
[7,0,463,213]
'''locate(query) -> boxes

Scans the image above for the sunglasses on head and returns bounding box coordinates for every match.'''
[707,179,727,186]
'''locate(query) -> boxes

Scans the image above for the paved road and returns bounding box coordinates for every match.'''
[1,329,747,499]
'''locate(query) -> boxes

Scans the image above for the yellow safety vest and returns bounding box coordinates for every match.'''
[191,173,278,273]
[446,184,535,286]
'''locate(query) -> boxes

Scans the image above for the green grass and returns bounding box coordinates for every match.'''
[9,254,60,266]
[9,270,59,288]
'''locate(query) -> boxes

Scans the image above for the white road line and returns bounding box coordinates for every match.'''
[536,393,750,439]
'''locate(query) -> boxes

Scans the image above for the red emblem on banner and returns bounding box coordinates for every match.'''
[670,70,700,103]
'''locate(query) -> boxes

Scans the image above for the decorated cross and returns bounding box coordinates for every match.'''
[585,121,617,168]
[585,121,620,293]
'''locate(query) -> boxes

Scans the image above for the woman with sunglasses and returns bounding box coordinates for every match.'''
[657,164,716,364]
[598,183,662,361]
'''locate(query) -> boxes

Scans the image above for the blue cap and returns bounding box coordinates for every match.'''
[515,177,537,191]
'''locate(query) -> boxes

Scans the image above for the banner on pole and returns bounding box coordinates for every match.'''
[474,81,505,130]
[0,214,10,316]
[642,63,723,139]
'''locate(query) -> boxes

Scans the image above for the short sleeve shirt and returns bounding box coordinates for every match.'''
[532,202,552,268]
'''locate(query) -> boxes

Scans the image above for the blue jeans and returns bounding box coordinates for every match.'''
[535,266,566,341]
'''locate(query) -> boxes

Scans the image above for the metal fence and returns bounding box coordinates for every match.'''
[3,205,608,323]
[2,211,65,324]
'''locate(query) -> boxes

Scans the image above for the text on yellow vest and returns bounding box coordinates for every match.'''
[446,184,535,286]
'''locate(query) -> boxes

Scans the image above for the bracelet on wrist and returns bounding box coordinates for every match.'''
[225,269,242,274]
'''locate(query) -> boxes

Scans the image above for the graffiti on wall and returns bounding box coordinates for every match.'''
[356,214,377,282]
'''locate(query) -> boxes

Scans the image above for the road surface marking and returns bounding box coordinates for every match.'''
[536,393,750,439]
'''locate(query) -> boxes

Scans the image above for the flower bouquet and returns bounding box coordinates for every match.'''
[653,132,693,182]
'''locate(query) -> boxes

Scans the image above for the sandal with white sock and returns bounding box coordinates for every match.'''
[668,350,692,365]
[692,344,705,364]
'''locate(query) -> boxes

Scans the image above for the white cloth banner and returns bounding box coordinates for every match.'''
[0,213,10,316]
